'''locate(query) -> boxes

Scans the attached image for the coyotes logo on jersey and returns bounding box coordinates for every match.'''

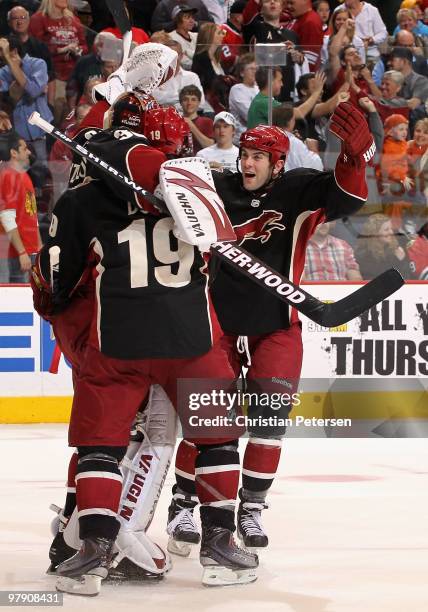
[234,210,285,245]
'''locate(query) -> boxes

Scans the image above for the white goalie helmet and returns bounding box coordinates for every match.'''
[93,43,178,105]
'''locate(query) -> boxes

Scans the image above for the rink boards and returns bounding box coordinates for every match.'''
[0,283,426,424]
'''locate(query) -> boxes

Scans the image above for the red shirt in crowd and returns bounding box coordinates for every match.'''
[29,13,88,81]
[285,9,323,71]
[101,26,149,45]
[0,165,39,257]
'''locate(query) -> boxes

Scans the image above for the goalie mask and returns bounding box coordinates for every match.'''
[107,91,160,134]
[239,125,290,165]
[144,107,192,157]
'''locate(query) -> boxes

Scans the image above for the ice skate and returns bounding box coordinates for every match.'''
[167,496,200,557]
[46,505,76,574]
[200,526,258,586]
[106,556,164,583]
[55,536,115,596]
[237,493,269,551]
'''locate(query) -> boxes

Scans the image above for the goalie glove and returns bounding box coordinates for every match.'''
[330,102,376,200]
[93,43,178,105]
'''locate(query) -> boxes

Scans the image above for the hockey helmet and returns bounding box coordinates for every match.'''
[144,106,191,157]
[107,91,160,134]
[239,125,290,165]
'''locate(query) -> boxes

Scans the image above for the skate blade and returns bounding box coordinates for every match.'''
[167,537,196,557]
[55,574,102,596]
[202,566,257,587]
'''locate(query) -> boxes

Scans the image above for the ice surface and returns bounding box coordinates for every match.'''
[1,425,427,611]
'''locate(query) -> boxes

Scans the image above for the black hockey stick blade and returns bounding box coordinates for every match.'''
[105,0,130,35]
[316,268,405,327]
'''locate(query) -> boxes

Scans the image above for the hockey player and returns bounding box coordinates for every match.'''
[33,91,257,595]
[167,102,376,552]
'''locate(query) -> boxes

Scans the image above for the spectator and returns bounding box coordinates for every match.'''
[303,221,362,281]
[293,71,344,148]
[243,0,301,102]
[378,113,410,195]
[372,30,428,87]
[340,0,388,64]
[329,43,382,102]
[390,46,428,111]
[321,7,365,69]
[354,213,415,279]
[0,0,39,36]
[197,111,239,171]
[315,0,331,34]
[285,0,324,71]
[0,130,41,283]
[247,66,283,128]
[191,22,227,100]
[220,0,245,70]
[407,117,428,191]
[378,70,409,111]
[408,219,428,279]
[0,111,12,133]
[66,32,119,109]
[29,0,88,126]
[202,0,229,23]
[152,40,208,110]
[394,7,428,38]
[228,53,259,144]
[169,5,198,71]
[7,6,55,88]
[0,35,53,163]
[151,0,212,33]
[272,103,323,170]
[179,84,214,154]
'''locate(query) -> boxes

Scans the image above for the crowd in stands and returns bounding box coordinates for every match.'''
[0,0,427,285]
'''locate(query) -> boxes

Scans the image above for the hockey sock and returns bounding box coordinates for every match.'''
[174,439,197,496]
[76,447,125,541]
[63,450,78,519]
[195,442,240,532]
[242,437,282,502]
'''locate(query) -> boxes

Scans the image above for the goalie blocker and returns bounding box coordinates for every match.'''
[28,113,404,326]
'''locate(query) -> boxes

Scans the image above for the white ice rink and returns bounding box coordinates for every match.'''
[1,424,427,612]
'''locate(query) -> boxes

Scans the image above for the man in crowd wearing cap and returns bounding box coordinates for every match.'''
[390,46,428,110]
[220,0,246,70]
[169,5,198,71]
[151,0,212,33]
[197,111,239,171]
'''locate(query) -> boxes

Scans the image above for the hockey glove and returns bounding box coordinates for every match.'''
[30,264,54,321]
[330,102,375,200]
[330,102,376,167]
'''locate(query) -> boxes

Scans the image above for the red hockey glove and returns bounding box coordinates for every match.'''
[330,102,376,165]
[30,264,54,321]
[330,102,375,200]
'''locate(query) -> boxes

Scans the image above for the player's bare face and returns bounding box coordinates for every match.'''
[240,149,274,191]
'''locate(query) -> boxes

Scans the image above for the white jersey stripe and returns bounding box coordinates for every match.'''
[76,471,123,483]
[78,508,117,518]
[175,467,196,481]
[248,437,283,447]
[195,465,240,475]
[242,468,276,479]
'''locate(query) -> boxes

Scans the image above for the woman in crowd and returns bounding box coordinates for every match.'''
[355,213,415,279]
[321,6,365,69]
[29,0,88,125]
[191,22,229,108]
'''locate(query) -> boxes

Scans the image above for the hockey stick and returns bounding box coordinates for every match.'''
[105,0,132,63]
[29,113,404,326]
